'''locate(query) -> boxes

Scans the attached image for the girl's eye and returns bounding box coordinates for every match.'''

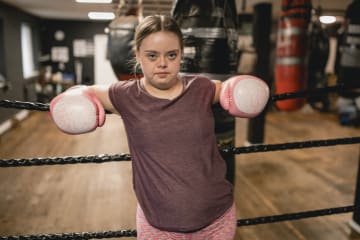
[168,53,177,60]
[147,54,157,61]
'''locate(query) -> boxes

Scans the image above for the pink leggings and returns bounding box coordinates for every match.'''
[136,203,237,240]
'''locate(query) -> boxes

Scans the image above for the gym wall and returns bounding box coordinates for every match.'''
[0,2,40,123]
[0,2,108,127]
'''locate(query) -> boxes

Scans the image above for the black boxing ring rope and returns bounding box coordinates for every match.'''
[0,85,359,239]
[0,137,359,167]
[0,206,356,240]
[0,83,357,112]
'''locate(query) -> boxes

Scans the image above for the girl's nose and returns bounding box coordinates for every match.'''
[158,56,167,68]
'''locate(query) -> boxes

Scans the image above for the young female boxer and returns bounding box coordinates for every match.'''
[50,15,269,240]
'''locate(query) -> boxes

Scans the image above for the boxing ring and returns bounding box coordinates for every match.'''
[0,84,359,239]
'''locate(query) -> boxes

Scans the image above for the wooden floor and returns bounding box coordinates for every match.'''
[0,107,359,239]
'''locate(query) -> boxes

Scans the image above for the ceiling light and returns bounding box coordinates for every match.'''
[76,0,112,3]
[319,16,337,24]
[88,12,115,20]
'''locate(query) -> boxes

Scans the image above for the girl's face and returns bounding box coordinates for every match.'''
[136,31,182,91]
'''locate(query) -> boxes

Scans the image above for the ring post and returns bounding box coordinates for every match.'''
[246,3,272,145]
[349,148,360,234]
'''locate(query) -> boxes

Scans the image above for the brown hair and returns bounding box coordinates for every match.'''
[134,15,183,51]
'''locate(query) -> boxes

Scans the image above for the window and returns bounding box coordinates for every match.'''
[21,23,37,78]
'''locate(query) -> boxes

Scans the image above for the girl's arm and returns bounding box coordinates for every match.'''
[212,80,222,104]
[88,85,119,114]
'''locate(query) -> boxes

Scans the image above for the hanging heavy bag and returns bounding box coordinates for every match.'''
[307,19,330,111]
[171,0,238,184]
[171,0,238,74]
[338,27,360,99]
[107,14,138,80]
[275,0,312,111]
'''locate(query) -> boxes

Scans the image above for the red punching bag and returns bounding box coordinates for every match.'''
[275,0,312,111]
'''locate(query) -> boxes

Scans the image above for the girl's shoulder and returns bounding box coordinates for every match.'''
[110,78,141,92]
[180,73,213,88]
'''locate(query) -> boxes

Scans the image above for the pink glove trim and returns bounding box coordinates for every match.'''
[87,91,106,127]
[219,80,231,111]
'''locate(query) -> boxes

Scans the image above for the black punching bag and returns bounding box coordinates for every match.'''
[307,16,330,111]
[172,0,238,184]
[172,0,238,74]
[107,13,138,80]
[338,0,360,98]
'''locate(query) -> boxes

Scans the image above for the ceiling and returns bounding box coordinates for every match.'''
[0,0,353,21]
[0,0,174,20]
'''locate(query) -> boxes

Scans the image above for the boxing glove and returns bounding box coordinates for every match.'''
[50,86,106,134]
[220,75,269,118]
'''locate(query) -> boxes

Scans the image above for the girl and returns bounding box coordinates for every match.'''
[50,15,269,239]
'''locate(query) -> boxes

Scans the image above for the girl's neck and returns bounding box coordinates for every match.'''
[142,76,183,100]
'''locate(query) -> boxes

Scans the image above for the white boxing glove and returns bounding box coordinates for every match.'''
[220,75,270,118]
[50,86,106,134]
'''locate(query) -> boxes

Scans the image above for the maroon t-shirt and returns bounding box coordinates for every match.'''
[109,74,233,232]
